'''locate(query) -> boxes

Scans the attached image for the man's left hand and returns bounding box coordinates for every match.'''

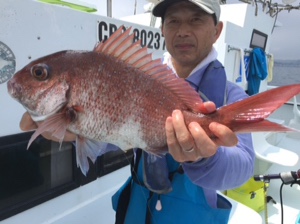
[165,103,238,163]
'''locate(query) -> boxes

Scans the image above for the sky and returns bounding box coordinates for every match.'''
[88,0,300,60]
[269,9,300,60]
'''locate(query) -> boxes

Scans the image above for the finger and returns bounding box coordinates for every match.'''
[209,122,238,147]
[165,116,177,147]
[166,116,193,162]
[20,112,37,131]
[165,116,182,156]
[61,131,77,142]
[41,132,58,141]
[171,110,194,151]
[188,122,217,158]
[198,101,216,114]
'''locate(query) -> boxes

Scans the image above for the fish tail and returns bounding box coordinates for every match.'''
[219,84,300,133]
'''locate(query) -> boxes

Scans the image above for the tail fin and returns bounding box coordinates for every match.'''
[219,84,300,133]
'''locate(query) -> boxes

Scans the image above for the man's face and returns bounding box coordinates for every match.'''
[161,1,222,70]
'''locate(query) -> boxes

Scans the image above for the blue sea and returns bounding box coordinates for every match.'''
[269,60,300,86]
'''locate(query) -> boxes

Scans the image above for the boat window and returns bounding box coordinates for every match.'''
[0,132,78,220]
[0,132,132,221]
[249,29,268,51]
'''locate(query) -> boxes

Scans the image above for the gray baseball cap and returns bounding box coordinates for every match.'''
[152,0,221,22]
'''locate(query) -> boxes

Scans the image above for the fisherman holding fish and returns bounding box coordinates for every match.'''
[14,0,268,223]
[111,1,252,223]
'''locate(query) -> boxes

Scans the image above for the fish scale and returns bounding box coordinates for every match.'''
[7,26,300,174]
[58,51,181,151]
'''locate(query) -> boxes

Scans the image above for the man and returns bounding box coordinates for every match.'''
[112,1,254,223]
[20,0,255,223]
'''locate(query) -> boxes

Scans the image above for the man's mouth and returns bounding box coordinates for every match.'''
[175,43,194,50]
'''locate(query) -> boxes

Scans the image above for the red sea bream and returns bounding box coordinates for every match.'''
[7,26,300,174]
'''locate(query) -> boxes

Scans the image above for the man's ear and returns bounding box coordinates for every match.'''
[161,25,164,37]
[215,21,223,39]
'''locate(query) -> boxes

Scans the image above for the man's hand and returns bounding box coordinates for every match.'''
[165,102,238,163]
[20,112,76,142]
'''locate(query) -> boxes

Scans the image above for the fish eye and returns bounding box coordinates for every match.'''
[31,64,50,81]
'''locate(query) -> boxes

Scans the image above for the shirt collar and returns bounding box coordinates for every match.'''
[162,47,218,90]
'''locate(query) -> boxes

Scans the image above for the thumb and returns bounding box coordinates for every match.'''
[198,101,216,114]
[20,112,38,131]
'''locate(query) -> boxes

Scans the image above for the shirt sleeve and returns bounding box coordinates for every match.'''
[182,81,255,190]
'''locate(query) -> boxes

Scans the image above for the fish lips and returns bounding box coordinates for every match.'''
[7,79,23,99]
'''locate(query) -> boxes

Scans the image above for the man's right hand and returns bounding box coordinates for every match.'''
[20,112,76,142]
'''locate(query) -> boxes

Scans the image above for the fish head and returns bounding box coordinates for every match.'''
[7,51,70,121]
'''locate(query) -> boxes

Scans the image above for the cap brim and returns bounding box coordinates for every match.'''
[152,0,220,22]
[152,0,184,17]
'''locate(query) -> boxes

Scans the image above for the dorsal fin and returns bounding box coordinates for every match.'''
[93,26,203,113]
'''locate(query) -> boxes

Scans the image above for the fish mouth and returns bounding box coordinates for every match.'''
[7,79,22,99]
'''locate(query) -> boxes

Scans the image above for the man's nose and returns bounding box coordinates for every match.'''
[176,22,192,37]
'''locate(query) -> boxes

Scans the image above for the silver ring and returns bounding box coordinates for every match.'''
[184,147,195,153]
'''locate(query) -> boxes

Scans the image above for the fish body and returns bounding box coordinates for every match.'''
[7,26,300,174]
[8,49,197,152]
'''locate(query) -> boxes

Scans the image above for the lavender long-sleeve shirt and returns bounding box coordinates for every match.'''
[182,78,255,208]
[161,48,255,208]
